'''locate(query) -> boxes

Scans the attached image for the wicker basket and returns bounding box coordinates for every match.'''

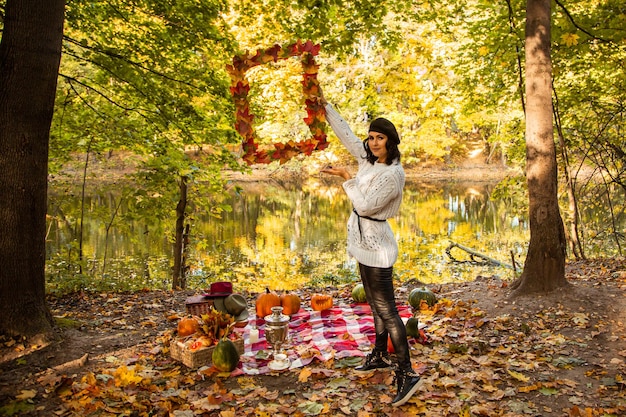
[170,337,244,368]
[185,295,214,316]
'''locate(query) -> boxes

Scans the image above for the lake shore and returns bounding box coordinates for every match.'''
[50,151,521,186]
[224,162,520,184]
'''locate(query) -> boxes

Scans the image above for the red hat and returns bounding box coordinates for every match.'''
[202,281,233,298]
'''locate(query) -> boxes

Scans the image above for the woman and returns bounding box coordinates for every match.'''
[320,98,422,407]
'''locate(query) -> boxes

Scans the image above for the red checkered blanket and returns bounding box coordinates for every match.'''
[230,302,424,375]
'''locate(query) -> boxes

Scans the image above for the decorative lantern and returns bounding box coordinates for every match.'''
[264,306,290,370]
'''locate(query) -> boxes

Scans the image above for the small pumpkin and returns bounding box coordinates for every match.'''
[351,283,367,303]
[405,316,420,338]
[256,288,281,318]
[211,338,240,372]
[408,287,437,309]
[177,316,199,337]
[387,335,395,353]
[280,292,301,316]
[311,294,333,311]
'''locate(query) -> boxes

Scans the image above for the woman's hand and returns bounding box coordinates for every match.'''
[320,166,351,180]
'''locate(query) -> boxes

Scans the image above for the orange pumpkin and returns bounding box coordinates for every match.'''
[280,292,301,316]
[387,335,395,353]
[177,316,199,337]
[255,288,281,318]
[310,294,333,311]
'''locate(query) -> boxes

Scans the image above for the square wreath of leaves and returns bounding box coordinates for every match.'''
[226,40,328,165]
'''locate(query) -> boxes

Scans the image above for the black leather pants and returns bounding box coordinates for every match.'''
[358,263,411,370]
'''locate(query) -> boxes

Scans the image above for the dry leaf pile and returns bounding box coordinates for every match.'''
[1,259,625,416]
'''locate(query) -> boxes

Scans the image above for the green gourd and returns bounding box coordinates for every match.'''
[351,284,367,303]
[212,338,240,372]
[405,316,420,338]
[408,287,437,309]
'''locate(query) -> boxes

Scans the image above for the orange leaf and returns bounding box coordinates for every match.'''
[298,367,313,382]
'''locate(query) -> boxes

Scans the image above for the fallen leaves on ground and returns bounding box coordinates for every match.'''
[1,259,625,416]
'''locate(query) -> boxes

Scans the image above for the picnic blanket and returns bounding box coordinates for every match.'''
[230,302,423,375]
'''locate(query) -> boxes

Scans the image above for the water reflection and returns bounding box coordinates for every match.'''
[46,178,529,292]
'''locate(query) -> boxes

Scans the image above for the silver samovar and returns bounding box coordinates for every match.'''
[264,306,290,370]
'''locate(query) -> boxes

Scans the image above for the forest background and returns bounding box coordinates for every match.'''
[1,1,626,416]
[38,0,626,294]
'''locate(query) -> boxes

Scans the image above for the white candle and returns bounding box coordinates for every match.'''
[249,327,259,344]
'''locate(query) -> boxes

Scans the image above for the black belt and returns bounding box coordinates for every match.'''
[353,208,386,237]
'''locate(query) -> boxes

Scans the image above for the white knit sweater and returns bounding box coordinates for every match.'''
[325,104,405,268]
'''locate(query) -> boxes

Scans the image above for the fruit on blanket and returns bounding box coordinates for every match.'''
[212,338,240,372]
[408,287,437,309]
[280,292,301,316]
[256,288,281,318]
[177,316,199,337]
[351,283,367,303]
[311,294,333,311]
[189,335,214,351]
[406,316,420,338]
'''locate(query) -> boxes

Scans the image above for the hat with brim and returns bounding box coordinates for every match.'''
[213,294,249,322]
[202,281,233,298]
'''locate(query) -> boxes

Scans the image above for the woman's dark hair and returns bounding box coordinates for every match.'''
[363,139,401,165]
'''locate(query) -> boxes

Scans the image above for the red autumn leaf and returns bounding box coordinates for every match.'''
[235,120,253,137]
[265,44,283,61]
[232,55,258,72]
[296,139,318,155]
[229,81,250,97]
[317,139,330,151]
[254,150,272,164]
[300,40,321,55]
[236,106,254,123]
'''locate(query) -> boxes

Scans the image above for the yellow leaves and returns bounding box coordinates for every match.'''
[480,384,500,393]
[478,46,489,56]
[561,33,580,46]
[518,383,540,393]
[571,313,589,327]
[15,390,37,400]
[236,376,258,390]
[82,372,97,386]
[507,369,530,382]
[113,365,144,387]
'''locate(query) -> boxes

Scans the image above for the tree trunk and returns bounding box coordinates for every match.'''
[511,0,567,295]
[172,176,188,290]
[0,0,66,338]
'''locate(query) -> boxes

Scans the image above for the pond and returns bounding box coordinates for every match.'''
[46,176,530,293]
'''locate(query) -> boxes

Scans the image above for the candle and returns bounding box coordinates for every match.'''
[249,326,259,344]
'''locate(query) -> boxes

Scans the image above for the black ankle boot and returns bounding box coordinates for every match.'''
[391,367,422,406]
[355,350,391,372]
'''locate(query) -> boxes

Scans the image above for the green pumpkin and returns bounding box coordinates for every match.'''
[212,338,240,372]
[405,317,420,338]
[351,283,367,303]
[408,287,437,309]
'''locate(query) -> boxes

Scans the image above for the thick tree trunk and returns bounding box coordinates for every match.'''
[0,0,65,338]
[512,0,567,295]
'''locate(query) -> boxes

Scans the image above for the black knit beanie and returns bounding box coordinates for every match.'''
[369,118,400,144]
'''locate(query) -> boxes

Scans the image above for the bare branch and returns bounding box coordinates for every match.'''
[554,0,612,43]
